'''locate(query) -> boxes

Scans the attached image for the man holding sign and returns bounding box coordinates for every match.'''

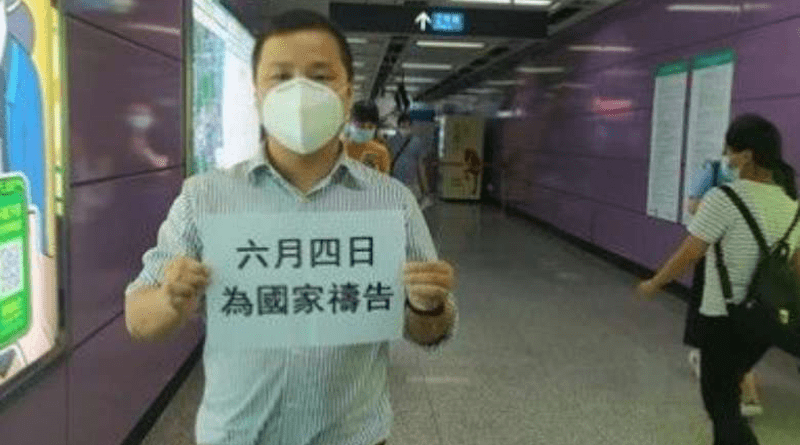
[124,9,457,445]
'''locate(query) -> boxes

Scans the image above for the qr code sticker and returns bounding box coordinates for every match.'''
[0,239,23,300]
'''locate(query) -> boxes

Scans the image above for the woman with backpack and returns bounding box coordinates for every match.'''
[684,159,764,417]
[637,114,800,444]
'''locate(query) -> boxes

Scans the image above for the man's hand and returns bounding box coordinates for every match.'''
[404,260,455,311]
[161,256,211,318]
[636,279,660,299]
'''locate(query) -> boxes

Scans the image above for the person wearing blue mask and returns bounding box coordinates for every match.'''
[343,100,391,173]
[684,153,763,418]
[124,9,457,445]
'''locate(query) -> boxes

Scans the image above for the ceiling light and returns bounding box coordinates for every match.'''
[385,85,421,92]
[516,66,565,74]
[513,0,552,5]
[466,88,501,94]
[568,45,634,52]
[450,0,511,3]
[417,40,486,49]
[401,62,453,70]
[393,76,438,83]
[486,80,524,86]
[347,37,368,44]
[666,4,742,13]
[353,61,365,68]
[355,75,366,81]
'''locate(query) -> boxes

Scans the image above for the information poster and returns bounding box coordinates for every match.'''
[681,48,736,225]
[0,0,62,391]
[200,211,406,349]
[439,116,485,200]
[646,60,689,222]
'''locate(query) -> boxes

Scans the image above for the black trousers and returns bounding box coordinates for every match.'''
[683,259,706,347]
[699,315,771,445]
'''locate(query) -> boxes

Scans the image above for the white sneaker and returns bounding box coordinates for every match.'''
[741,402,763,417]
[688,349,701,379]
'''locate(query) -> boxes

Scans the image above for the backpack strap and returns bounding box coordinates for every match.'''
[778,203,800,246]
[718,186,769,256]
[711,161,720,188]
[714,240,735,303]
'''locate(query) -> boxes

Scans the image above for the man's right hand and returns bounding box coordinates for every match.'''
[161,256,210,319]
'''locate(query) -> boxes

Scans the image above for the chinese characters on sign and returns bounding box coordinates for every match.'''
[200,211,406,349]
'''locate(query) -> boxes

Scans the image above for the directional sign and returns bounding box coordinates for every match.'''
[415,12,431,32]
[330,3,547,39]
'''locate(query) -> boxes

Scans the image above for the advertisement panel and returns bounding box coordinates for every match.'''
[0,0,63,393]
[439,116,485,200]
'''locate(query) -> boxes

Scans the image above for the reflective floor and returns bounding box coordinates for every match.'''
[142,202,800,445]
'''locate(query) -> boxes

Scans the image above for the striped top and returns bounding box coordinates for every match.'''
[687,180,800,317]
[124,146,457,445]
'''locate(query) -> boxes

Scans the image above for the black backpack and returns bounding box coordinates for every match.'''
[715,185,800,357]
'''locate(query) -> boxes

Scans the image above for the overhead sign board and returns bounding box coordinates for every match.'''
[330,3,548,39]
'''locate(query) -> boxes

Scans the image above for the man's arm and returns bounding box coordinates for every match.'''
[126,285,186,341]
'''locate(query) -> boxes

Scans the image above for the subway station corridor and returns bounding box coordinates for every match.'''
[141,202,800,445]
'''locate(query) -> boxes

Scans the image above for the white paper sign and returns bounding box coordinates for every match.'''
[199,210,406,349]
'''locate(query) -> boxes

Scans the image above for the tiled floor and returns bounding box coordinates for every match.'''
[141,202,800,445]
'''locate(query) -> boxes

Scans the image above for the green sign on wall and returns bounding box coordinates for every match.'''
[0,174,31,349]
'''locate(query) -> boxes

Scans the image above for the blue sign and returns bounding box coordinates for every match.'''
[431,11,465,33]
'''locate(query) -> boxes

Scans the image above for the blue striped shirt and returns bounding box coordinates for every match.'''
[124,147,457,445]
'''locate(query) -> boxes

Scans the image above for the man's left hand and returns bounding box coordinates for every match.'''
[404,261,455,311]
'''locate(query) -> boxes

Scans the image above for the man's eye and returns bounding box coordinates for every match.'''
[312,74,333,82]
[272,73,292,81]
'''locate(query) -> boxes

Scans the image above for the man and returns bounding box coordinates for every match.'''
[124,9,458,445]
[342,100,391,173]
[388,114,433,206]
[0,0,47,255]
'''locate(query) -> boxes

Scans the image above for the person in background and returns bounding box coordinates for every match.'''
[685,156,764,417]
[388,114,433,208]
[638,114,799,445]
[343,100,391,173]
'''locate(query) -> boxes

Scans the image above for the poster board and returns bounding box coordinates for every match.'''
[646,60,689,222]
[439,116,485,200]
[0,0,63,396]
[681,48,736,225]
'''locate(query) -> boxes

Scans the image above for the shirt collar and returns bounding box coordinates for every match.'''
[246,142,369,190]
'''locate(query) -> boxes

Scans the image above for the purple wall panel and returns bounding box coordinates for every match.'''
[585,158,648,212]
[68,316,202,445]
[68,18,182,184]
[0,364,67,445]
[66,0,183,59]
[593,110,651,161]
[732,18,800,100]
[69,169,184,347]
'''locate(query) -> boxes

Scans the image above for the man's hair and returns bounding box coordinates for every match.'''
[251,9,354,83]
[397,114,411,126]
[352,100,380,125]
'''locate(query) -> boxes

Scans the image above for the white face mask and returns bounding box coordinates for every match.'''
[721,155,740,181]
[260,77,346,156]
